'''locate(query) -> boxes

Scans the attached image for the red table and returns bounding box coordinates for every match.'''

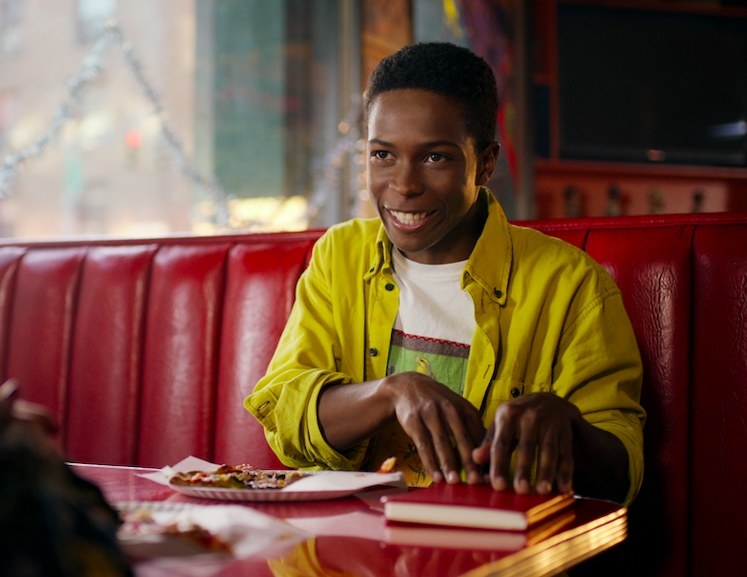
[72,463,627,577]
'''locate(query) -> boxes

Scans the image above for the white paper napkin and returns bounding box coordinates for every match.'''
[118,501,309,560]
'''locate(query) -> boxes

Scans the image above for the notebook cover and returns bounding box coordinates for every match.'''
[381,483,575,531]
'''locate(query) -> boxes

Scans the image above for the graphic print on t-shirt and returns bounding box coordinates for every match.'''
[370,249,475,486]
[364,329,471,487]
[387,329,469,395]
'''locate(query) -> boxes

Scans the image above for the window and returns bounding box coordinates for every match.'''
[0,90,16,148]
[76,0,116,44]
[0,1,361,238]
[196,0,362,230]
[0,0,21,55]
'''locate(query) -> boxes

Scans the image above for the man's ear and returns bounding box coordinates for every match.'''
[476,142,501,185]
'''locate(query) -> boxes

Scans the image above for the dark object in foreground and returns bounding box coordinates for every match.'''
[0,380,132,577]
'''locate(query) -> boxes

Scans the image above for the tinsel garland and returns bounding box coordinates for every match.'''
[0,20,229,226]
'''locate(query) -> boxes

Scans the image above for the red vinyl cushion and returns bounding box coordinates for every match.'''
[585,225,693,577]
[6,248,85,428]
[213,239,318,468]
[0,248,24,380]
[691,223,747,577]
[136,243,230,468]
[66,245,155,465]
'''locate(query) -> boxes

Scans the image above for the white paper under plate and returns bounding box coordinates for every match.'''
[145,457,406,503]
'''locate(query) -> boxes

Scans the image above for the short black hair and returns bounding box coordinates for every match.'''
[364,42,498,150]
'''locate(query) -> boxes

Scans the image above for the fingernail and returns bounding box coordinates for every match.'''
[0,380,18,401]
[431,470,444,483]
[537,480,552,494]
[447,470,460,484]
[493,476,508,491]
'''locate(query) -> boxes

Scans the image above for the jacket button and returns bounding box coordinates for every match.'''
[385,283,395,291]
[510,387,520,398]
[369,348,378,357]
[494,289,503,298]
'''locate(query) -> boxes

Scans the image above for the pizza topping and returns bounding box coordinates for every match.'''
[377,456,397,474]
[169,464,309,490]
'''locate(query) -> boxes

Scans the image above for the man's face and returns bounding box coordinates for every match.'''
[366,88,497,264]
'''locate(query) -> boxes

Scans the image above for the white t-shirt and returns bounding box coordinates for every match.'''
[387,248,475,395]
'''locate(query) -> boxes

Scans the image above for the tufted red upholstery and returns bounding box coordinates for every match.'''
[690,224,747,577]
[1,213,745,577]
[525,213,747,577]
[0,232,320,470]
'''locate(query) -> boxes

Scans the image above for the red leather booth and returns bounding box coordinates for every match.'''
[1,212,745,577]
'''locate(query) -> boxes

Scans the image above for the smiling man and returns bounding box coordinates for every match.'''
[245,42,645,506]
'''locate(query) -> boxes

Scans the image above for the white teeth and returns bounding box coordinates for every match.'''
[390,210,429,225]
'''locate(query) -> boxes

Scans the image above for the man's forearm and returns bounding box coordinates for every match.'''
[317,379,394,451]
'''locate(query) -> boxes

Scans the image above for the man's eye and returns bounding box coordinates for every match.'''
[426,153,445,163]
[371,150,390,160]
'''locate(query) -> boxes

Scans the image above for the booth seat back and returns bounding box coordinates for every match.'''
[526,212,747,577]
[0,230,322,470]
[1,212,746,577]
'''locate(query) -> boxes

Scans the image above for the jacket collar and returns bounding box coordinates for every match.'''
[465,188,511,306]
[365,188,512,306]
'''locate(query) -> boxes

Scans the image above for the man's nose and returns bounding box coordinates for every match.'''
[391,162,423,196]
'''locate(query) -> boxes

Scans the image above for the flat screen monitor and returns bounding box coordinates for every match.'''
[557,4,747,167]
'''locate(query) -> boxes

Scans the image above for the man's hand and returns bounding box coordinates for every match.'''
[319,372,486,485]
[383,371,486,485]
[472,392,579,495]
[0,379,59,441]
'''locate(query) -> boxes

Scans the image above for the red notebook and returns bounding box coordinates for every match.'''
[380,483,575,531]
[383,509,577,551]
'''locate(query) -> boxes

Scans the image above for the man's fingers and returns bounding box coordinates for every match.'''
[421,404,462,483]
[555,423,574,493]
[407,417,444,483]
[442,406,485,484]
[488,407,516,491]
[511,409,540,494]
[535,430,560,494]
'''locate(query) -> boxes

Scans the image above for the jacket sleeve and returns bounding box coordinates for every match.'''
[554,267,646,506]
[244,231,367,471]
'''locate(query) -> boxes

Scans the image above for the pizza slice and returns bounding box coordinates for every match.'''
[169,464,309,490]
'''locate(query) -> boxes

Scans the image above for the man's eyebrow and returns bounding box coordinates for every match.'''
[368,138,392,147]
[421,140,460,149]
[368,138,460,149]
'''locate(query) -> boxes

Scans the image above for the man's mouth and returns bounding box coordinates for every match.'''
[387,209,434,226]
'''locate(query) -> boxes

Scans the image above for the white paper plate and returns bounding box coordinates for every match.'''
[166,469,406,502]
[167,483,362,502]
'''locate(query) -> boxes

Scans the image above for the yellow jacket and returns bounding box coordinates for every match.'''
[245,189,645,504]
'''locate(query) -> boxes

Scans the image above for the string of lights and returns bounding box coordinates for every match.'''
[0,20,229,226]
